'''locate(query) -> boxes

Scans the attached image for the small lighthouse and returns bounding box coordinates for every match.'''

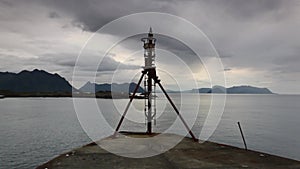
[141,27,158,134]
[114,28,197,141]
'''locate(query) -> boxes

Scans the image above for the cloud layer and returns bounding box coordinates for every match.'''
[0,0,300,93]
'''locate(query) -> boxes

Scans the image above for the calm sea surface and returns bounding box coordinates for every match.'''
[0,94,299,168]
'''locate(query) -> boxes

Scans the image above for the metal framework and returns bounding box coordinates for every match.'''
[113,28,198,141]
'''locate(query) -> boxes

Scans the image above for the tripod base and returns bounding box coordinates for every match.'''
[113,70,198,142]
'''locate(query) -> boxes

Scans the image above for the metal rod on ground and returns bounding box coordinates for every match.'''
[113,72,146,137]
[237,121,248,150]
[157,81,198,142]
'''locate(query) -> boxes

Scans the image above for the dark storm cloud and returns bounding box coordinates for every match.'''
[34,0,176,32]
[204,0,290,20]
[36,0,298,71]
[34,0,295,33]
[0,0,13,7]
[48,11,60,19]
[41,0,119,31]
[42,52,140,72]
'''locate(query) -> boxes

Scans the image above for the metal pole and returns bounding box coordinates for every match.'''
[113,72,145,137]
[237,121,248,150]
[147,75,152,134]
[157,82,198,142]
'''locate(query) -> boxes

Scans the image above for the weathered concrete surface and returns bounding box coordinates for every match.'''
[37,133,300,169]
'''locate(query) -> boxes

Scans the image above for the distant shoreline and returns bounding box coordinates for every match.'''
[0,92,146,99]
[0,92,279,99]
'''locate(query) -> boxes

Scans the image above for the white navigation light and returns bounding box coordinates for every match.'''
[141,27,156,69]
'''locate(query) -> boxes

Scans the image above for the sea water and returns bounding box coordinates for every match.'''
[0,94,299,168]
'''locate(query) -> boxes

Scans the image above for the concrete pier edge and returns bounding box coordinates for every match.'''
[37,132,300,169]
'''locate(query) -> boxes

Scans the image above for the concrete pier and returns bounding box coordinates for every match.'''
[37,133,300,169]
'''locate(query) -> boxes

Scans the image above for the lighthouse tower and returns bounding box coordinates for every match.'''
[141,27,157,134]
[113,28,197,141]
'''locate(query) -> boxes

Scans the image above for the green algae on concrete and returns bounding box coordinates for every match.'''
[37,133,300,169]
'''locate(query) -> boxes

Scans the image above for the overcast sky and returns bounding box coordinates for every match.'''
[0,0,300,94]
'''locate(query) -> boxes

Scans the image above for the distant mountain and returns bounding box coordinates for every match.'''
[227,86,273,94]
[209,85,226,93]
[0,69,74,93]
[191,85,273,94]
[0,69,273,96]
[79,81,144,93]
[198,88,211,93]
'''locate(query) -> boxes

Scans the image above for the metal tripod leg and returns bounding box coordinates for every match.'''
[113,71,146,137]
[157,82,198,142]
